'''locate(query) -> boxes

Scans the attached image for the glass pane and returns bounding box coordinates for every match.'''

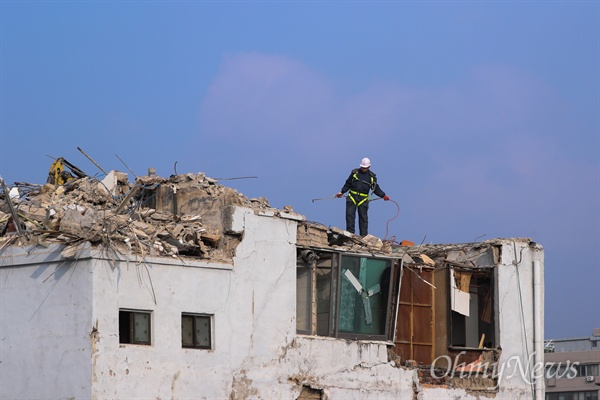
[195,316,211,348]
[316,266,331,336]
[182,315,194,347]
[338,256,390,335]
[329,256,338,335]
[296,266,311,332]
[133,313,150,343]
[587,364,599,376]
[339,257,360,333]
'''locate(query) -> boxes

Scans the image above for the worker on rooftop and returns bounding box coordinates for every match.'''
[336,157,389,236]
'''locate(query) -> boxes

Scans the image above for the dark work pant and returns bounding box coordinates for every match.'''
[346,196,369,236]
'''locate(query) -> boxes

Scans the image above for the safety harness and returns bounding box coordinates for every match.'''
[349,172,375,207]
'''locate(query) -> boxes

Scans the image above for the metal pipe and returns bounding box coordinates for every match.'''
[533,259,544,400]
[115,154,138,178]
[312,195,338,203]
[77,147,108,175]
[214,176,258,181]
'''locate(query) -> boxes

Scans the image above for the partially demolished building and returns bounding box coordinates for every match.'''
[0,169,545,399]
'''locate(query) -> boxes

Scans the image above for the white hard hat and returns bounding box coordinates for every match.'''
[360,157,371,168]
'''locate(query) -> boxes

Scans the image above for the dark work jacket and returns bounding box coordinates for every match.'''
[340,168,386,199]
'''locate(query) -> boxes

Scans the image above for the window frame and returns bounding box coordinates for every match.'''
[296,249,399,341]
[181,313,213,350]
[574,363,599,378]
[335,254,394,341]
[119,309,152,345]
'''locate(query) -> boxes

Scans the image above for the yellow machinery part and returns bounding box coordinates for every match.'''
[47,158,75,186]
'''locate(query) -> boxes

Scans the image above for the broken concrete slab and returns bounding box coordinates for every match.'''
[101,170,129,197]
[361,234,383,250]
[59,208,103,242]
[279,211,305,222]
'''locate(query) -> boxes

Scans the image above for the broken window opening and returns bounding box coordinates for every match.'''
[296,248,398,341]
[182,313,213,349]
[449,266,496,349]
[119,309,151,345]
[391,262,498,371]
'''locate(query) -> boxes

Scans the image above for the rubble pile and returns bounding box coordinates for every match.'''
[0,171,276,262]
[297,222,403,255]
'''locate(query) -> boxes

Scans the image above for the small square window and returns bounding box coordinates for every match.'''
[182,314,212,349]
[119,310,151,345]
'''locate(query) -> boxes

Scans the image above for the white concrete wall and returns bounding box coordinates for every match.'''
[0,245,94,399]
[495,240,544,396]
[88,207,290,398]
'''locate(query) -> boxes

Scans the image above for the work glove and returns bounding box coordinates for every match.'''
[383,195,390,201]
[335,192,343,198]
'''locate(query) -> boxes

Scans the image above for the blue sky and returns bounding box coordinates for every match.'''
[1,1,598,340]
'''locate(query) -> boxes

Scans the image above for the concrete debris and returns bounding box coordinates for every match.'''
[296,221,447,262]
[413,254,436,267]
[0,170,299,263]
[360,234,383,250]
[297,223,406,256]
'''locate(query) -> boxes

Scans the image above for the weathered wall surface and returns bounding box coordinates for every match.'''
[495,240,544,396]
[87,207,277,398]
[0,245,94,399]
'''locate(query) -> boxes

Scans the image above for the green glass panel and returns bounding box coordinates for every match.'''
[338,256,390,335]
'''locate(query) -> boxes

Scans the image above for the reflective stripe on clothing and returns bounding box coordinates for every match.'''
[349,190,370,206]
[352,172,375,191]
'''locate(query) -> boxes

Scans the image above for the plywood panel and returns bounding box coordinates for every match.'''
[413,306,432,343]
[412,270,433,305]
[399,269,412,302]
[393,266,434,365]
[397,304,411,341]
